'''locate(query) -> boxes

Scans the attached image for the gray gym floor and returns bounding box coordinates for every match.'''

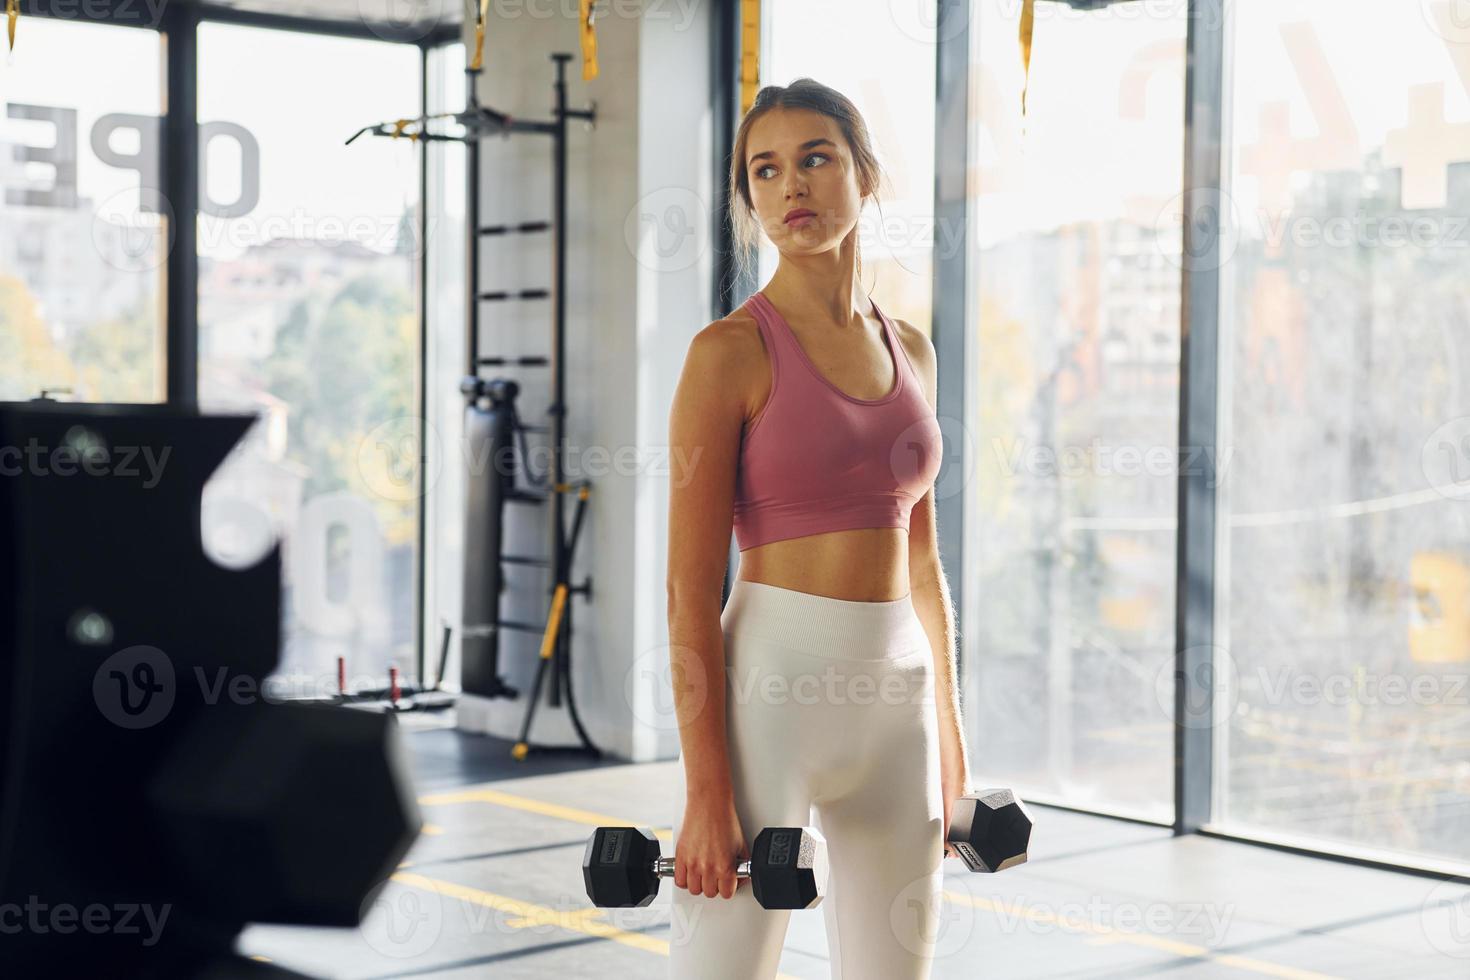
[237,714,1470,978]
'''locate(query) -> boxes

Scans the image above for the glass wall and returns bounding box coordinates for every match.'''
[963,0,1187,822]
[196,23,423,694]
[758,0,937,333]
[1216,0,1470,871]
[424,42,468,690]
[0,19,165,402]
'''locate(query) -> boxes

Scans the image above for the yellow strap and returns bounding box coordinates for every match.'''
[739,0,760,115]
[538,584,569,660]
[469,0,490,71]
[580,0,599,80]
[7,0,18,53]
[1019,0,1035,119]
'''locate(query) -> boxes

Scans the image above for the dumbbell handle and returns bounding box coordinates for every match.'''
[653,857,752,878]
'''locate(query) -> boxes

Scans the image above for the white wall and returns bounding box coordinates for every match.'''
[453,2,715,765]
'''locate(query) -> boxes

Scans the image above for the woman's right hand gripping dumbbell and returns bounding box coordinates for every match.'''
[674,792,751,900]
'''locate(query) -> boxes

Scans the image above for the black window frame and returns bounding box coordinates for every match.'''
[24,0,1469,884]
[20,0,462,684]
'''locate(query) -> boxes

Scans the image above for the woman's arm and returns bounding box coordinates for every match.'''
[666,322,749,802]
[897,319,973,855]
[909,489,972,791]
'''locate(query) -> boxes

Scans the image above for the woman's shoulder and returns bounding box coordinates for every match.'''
[688,304,766,367]
[682,306,770,426]
[708,303,762,342]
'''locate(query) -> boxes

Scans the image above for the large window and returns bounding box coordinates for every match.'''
[758,0,937,332]
[424,42,468,690]
[1216,1,1470,871]
[196,24,423,694]
[0,19,165,402]
[964,0,1187,822]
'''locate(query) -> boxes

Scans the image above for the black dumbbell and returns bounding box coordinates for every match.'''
[583,825,828,909]
[946,788,1034,873]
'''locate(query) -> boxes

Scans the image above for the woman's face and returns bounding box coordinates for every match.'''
[744,107,864,256]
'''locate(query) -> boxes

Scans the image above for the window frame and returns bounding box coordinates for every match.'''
[21,0,462,684]
[29,0,1468,883]
[927,0,1464,883]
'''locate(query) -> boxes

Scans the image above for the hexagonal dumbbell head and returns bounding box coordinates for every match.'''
[148,701,421,926]
[583,826,662,907]
[750,826,827,910]
[947,788,1033,873]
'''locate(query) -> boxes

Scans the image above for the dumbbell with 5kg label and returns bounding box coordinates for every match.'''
[583,824,827,909]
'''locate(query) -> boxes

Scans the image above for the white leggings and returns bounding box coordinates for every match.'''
[669,579,944,980]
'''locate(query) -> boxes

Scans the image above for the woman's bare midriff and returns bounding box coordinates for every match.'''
[735,528,910,601]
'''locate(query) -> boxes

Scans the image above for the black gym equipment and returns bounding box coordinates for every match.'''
[946,788,1034,874]
[0,401,421,977]
[583,826,829,910]
[458,377,597,761]
[459,376,528,702]
[149,701,418,925]
[351,53,600,762]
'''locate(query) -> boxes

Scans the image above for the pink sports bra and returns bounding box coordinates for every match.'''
[731,290,944,552]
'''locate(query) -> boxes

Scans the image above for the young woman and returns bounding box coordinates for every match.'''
[664,78,973,979]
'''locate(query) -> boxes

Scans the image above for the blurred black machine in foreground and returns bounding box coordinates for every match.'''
[0,402,421,978]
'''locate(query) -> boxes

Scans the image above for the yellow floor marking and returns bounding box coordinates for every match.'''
[389,871,803,979]
[944,892,1341,980]
[414,785,1343,980]
[418,787,671,841]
